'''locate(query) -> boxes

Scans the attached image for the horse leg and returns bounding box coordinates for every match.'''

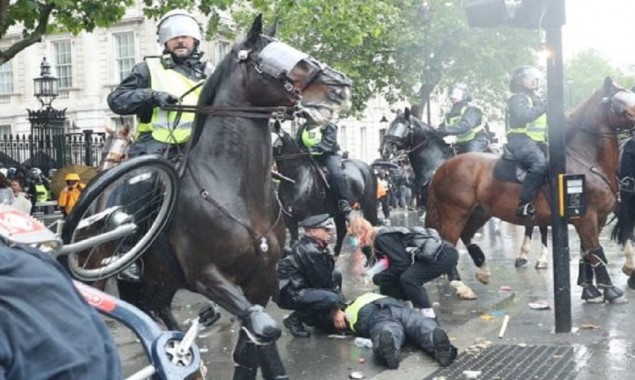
[258,342,289,380]
[535,225,549,269]
[233,329,259,380]
[587,247,625,303]
[515,226,533,268]
[461,212,491,285]
[621,238,635,277]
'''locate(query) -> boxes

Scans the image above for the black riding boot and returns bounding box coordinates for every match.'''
[283,311,310,338]
[517,172,543,218]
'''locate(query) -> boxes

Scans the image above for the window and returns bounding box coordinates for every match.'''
[0,61,13,95]
[114,32,135,81]
[0,124,10,137]
[214,40,231,66]
[53,40,73,88]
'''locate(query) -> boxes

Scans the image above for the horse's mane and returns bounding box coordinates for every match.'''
[409,115,451,151]
[189,52,237,147]
[567,87,604,130]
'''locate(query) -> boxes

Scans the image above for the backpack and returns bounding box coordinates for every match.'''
[376,226,445,263]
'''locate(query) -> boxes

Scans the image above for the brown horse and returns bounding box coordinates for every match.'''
[425,78,635,304]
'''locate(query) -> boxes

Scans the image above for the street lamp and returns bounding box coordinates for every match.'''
[33,57,59,108]
[28,56,66,173]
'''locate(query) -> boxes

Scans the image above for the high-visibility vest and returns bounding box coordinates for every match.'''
[136,58,203,144]
[344,293,387,332]
[35,184,50,202]
[507,95,547,142]
[446,105,484,143]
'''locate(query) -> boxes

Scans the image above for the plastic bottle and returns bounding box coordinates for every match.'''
[353,337,373,348]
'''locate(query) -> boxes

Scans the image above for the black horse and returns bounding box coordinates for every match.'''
[116,16,353,380]
[272,123,378,256]
[611,136,635,289]
[379,108,549,299]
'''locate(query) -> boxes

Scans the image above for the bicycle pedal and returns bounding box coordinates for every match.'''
[199,304,221,328]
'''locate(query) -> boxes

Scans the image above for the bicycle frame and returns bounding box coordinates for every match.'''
[0,205,205,380]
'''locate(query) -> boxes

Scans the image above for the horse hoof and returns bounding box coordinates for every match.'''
[475,270,491,285]
[581,286,603,303]
[241,305,281,344]
[450,281,477,300]
[514,258,528,268]
[604,286,625,303]
[535,260,548,270]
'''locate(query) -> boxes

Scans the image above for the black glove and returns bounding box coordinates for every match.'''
[152,91,179,108]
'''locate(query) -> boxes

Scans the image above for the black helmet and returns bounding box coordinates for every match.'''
[448,82,471,103]
[509,65,542,93]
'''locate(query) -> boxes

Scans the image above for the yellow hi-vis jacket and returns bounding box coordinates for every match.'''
[506,95,547,143]
[445,105,484,143]
[344,293,387,332]
[136,58,202,144]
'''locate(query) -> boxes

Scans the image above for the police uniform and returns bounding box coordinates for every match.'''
[298,122,354,216]
[438,101,488,154]
[277,214,345,337]
[506,66,548,217]
[343,292,457,369]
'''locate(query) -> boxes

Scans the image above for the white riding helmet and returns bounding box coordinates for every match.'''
[157,10,203,46]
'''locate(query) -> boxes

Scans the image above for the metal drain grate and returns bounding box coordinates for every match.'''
[425,345,579,380]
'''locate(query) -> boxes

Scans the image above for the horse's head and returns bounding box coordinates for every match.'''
[380,107,441,160]
[222,15,352,124]
[601,78,635,131]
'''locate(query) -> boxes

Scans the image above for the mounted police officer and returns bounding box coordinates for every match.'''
[506,66,548,218]
[436,82,488,154]
[298,121,354,219]
[107,9,213,157]
[277,213,346,337]
[107,10,213,281]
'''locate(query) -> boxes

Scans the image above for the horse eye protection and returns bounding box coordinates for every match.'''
[385,122,409,140]
[257,41,323,91]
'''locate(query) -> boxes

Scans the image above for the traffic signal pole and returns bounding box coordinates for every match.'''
[545,0,571,333]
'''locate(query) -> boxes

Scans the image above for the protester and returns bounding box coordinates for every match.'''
[57,173,86,217]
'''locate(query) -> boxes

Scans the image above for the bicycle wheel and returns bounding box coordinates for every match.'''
[61,155,178,281]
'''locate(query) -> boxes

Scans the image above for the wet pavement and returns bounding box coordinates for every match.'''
[108,209,635,380]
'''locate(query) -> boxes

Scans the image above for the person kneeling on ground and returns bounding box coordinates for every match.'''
[277,213,346,337]
[332,292,458,369]
[347,216,459,319]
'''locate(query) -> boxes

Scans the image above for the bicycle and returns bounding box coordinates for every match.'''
[0,204,220,380]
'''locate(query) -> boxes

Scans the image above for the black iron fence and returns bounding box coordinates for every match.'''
[0,130,106,172]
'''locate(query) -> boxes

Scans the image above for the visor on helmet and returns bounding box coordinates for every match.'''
[257,41,323,91]
[157,12,203,46]
[521,67,542,81]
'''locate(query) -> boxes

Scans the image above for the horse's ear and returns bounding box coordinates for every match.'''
[246,14,264,45]
[404,107,411,120]
[264,17,278,37]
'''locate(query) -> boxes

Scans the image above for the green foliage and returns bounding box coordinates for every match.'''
[564,49,630,112]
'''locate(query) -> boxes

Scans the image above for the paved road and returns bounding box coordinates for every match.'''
[109,210,635,379]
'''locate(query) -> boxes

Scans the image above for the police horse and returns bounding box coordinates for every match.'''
[272,123,378,257]
[78,16,352,379]
[379,109,549,299]
[425,78,635,304]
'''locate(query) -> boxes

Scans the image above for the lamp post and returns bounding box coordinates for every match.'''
[28,57,66,172]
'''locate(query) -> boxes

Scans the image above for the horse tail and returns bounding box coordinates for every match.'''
[611,193,635,245]
[362,163,379,226]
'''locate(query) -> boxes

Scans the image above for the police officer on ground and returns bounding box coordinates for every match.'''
[298,122,354,219]
[107,9,213,281]
[332,292,457,369]
[277,213,346,337]
[436,82,488,154]
[506,66,548,218]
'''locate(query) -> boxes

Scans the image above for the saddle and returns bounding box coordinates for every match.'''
[492,145,530,184]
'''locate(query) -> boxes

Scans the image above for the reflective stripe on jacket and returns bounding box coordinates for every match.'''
[507,95,547,142]
[136,58,203,144]
[446,106,484,143]
[344,293,387,332]
[34,184,50,202]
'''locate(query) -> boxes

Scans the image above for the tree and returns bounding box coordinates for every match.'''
[564,49,630,112]
[230,0,540,116]
[2,0,539,117]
